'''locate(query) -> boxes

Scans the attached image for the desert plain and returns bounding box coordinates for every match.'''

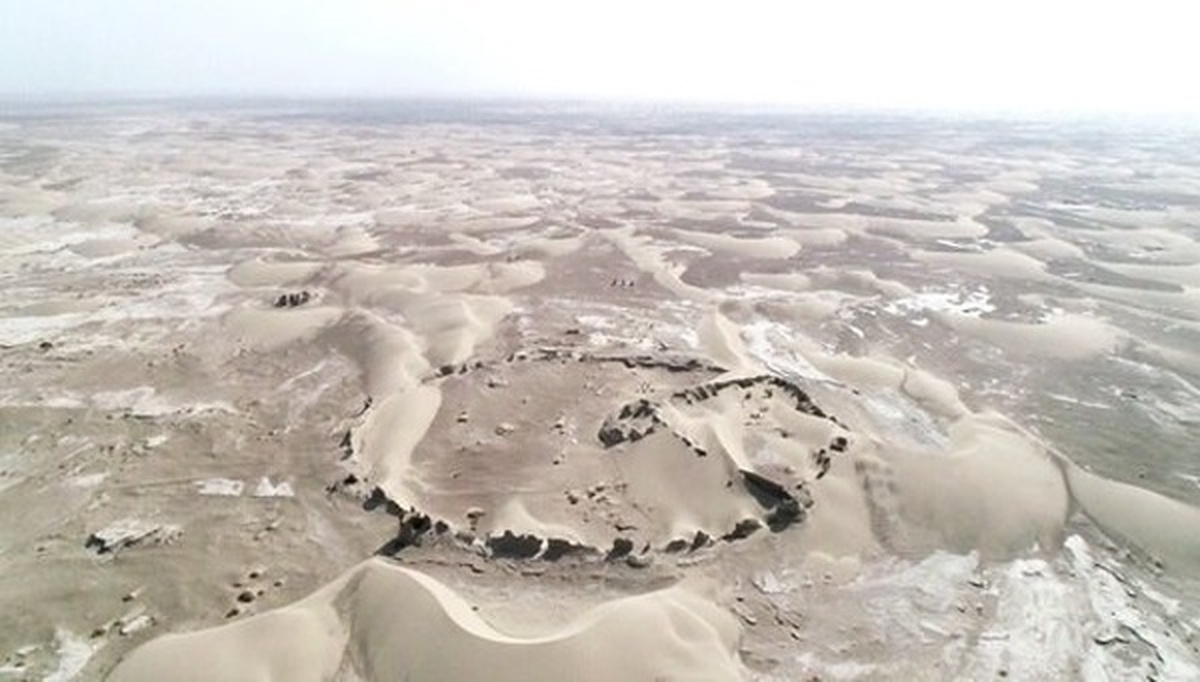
[0,101,1198,680]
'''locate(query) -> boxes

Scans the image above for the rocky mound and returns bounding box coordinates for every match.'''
[332,347,851,563]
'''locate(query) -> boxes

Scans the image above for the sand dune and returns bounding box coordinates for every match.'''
[224,306,343,350]
[884,414,1070,557]
[670,227,801,259]
[605,228,721,303]
[914,246,1052,282]
[398,345,841,554]
[109,560,742,682]
[939,311,1125,360]
[1067,464,1200,571]
[4,105,1199,680]
[227,259,321,288]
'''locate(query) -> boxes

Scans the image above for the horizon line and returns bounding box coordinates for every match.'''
[2,92,1199,124]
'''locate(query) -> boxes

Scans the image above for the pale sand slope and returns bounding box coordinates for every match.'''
[109,559,742,682]
[223,258,528,511]
[1066,463,1200,570]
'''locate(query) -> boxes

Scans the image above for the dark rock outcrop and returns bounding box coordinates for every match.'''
[273,290,312,308]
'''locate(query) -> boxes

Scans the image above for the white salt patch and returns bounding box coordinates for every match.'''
[749,445,792,470]
[1176,473,1200,490]
[43,628,96,682]
[0,312,90,346]
[742,320,831,383]
[751,571,789,595]
[574,314,615,329]
[275,358,331,392]
[860,391,950,449]
[884,287,995,319]
[0,389,87,409]
[88,518,181,553]
[90,387,172,416]
[934,239,983,251]
[1148,396,1200,426]
[962,557,1084,679]
[187,401,236,415]
[1044,393,1112,410]
[91,387,234,417]
[118,614,154,636]
[587,332,614,348]
[42,395,86,409]
[252,477,294,498]
[958,536,1200,679]
[0,450,25,493]
[68,473,108,488]
[1065,536,1200,680]
[0,261,232,346]
[196,478,244,496]
[852,550,978,612]
[1139,582,1182,618]
[795,653,878,680]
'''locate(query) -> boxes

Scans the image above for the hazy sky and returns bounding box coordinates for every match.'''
[2,0,1197,113]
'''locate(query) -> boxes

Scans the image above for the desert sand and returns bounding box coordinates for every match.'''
[0,101,1198,680]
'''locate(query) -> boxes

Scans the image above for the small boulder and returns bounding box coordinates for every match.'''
[625,553,654,569]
